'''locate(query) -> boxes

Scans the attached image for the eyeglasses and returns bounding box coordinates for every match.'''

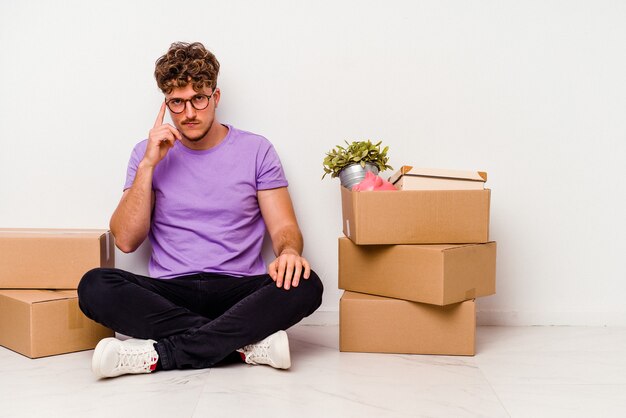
[165,90,216,114]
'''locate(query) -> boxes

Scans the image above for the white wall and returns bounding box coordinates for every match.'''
[1,0,625,326]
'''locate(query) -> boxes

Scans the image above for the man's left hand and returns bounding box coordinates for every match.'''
[268,249,311,290]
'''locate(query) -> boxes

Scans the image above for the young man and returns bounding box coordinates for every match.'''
[78,42,323,378]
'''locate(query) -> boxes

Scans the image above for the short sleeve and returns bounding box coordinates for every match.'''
[123,141,147,191]
[256,142,289,190]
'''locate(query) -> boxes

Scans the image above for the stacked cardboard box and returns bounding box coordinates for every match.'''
[338,168,496,356]
[0,229,115,358]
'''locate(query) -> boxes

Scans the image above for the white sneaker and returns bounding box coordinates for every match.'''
[237,330,291,370]
[92,337,159,378]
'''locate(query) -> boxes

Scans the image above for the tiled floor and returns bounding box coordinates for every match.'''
[1,325,625,418]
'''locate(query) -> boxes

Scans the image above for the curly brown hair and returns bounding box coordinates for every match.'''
[154,42,220,94]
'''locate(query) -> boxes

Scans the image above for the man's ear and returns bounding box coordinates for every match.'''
[214,88,221,108]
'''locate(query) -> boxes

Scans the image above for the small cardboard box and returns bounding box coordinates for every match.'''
[340,187,490,244]
[338,237,496,305]
[0,289,114,358]
[388,166,487,190]
[340,291,475,356]
[0,228,114,289]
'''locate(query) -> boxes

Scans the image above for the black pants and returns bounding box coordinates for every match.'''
[77,267,323,370]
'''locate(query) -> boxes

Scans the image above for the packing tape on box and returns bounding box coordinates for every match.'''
[465,288,476,300]
[67,299,85,330]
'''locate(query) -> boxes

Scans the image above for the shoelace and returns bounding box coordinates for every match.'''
[116,346,157,372]
[243,341,271,363]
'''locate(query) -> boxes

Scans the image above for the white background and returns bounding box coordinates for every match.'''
[1,0,624,325]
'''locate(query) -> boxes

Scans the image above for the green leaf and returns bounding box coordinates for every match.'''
[322,139,393,181]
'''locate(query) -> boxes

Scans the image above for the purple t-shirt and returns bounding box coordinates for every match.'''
[124,124,288,279]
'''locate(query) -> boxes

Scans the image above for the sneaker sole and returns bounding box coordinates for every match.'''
[91,337,118,378]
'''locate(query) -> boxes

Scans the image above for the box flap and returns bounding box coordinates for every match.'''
[338,237,478,252]
[0,228,109,239]
[388,165,414,184]
[342,291,387,302]
[0,289,78,304]
[440,241,495,252]
[389,166,487,184]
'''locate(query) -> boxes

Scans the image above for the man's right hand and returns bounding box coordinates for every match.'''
[142,102,182,167]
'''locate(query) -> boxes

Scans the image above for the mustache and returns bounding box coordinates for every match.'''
[181,119,200,124]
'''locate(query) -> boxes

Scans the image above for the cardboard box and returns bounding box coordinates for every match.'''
[340,291,475,356]
[338,238,496,305]
[0,289,114,358]
[0,228,114,289]
[388,166,487,190]
[341,186,490,244]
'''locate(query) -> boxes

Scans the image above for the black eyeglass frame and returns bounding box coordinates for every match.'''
[164,90,217,114]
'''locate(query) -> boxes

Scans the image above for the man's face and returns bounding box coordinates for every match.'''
[165,84,220,143]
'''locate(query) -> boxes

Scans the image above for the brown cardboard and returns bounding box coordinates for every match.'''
[341,186,490,244]
[338,238,496,305]
[0,289,114,358]
[388,166,487,190]
[340,291,475,356]
[0,228,114,289]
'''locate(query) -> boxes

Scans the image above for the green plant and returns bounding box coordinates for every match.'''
[322,140,393,179]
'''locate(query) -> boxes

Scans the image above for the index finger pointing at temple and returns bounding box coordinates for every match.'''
[154,101,166,128]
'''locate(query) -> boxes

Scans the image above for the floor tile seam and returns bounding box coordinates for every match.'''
[476,326,626,329]
[475,361,513,418]
[489,383,626,387]
[190,369,213,418]
[475,380,626,387]
[305,385,425,416]
[191,374,506,389]
[475,349,626,356]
